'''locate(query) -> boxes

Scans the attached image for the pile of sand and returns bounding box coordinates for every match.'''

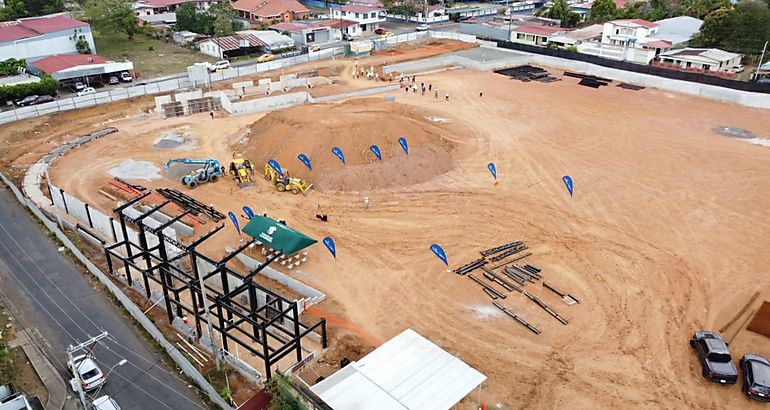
[236,98,458,191]
[109,159,161,180]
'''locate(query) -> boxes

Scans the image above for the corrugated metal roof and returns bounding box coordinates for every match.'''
[311,329,486,410]
[205,33,266,51]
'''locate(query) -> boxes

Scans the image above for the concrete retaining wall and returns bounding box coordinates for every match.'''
[311,84,401,103]
[221,92,310,115]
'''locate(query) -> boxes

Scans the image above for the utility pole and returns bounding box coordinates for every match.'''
[507,0,513,42]
[67,332,110,409]
[754,41,768,81]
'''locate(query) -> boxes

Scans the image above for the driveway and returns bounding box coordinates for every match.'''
[0,184,208,410]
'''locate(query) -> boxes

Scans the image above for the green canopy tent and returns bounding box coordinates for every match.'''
[242,215,317,255]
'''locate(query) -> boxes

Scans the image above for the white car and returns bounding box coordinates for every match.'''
[119,71,132,82]
[730,64,745,73]
[208,60,230,72]
[92,395,121,410]
[77,87,96,96]
[415,24,429,32]
[68,354,106,392]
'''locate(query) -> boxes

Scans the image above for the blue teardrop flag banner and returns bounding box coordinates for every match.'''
[322,236,336,258]
[487,162,497,181]
[228,211,241,239]
[429,244,448,267]
[268,159,283,175]
[331,147,346,165]
[398,137,409,156]
[370,145,382,161]
[297,154,312,171]
[242,206,255,219]
[562,175,574,197]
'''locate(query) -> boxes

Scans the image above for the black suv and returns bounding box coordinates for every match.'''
[741,354,770,402]
[690,331,738,384]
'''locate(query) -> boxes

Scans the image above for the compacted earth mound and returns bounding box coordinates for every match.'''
[237,98,459,192]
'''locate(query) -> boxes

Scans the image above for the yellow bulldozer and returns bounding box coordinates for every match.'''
[263,163,313,194]
[229,157,256,187]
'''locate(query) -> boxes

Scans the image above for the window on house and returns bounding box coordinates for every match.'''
[370,12,375,18]
[355,13,359,18]
[517,33,524,39]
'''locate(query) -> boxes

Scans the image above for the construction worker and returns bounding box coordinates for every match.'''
[364,196,369,210]
[434,89,438,99]
[479,90,483,97]
[429,84,432,91]
[445,92,450,101]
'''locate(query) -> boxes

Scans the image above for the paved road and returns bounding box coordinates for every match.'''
[0,185,208,410]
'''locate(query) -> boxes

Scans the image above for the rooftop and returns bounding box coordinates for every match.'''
[0,14,88,43]
[610,18,659,29]
[315,19,359,29]
[311,329,486,410]
[339,4,383,13]
[200,33,266,51]
[33,54,109,74]
[659,47,743,62]
[512,24,564,36]
[233,0,309,17]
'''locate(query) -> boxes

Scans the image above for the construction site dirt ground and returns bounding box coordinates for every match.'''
[9,44,770,408]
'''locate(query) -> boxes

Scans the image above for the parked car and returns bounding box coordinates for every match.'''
[257,54,275,63]
[74,81,86,91]
[208,60,230,72]
[415,24,429,32]
[68,354,106,392]
[16,95,39,107]
[77,87,96,97]
[741,354,770,402]
[120,71,132,82]
[457,16,472,22]
[757,77,770,85]
[309,44,320,52]
[690,331,738,384]
[374,28,388,35]
[342,33,354,41]
[33,95,55,105]
[380,31,394,38]
[92,395,121,410]
[108,76,119,85]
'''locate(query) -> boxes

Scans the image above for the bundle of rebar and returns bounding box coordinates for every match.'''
[489,243,528,262]
[489,252,532,269]
[454,258,486,275]
[481,267,517,292]
[468,274,506,299]
[493,302,541,335]
[522,290,569,325]
[480,241,522,257]
[157,188,225,221]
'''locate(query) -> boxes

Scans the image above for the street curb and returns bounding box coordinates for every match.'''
[18,341,67,410]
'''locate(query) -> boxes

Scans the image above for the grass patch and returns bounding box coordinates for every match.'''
[94,31,215,79]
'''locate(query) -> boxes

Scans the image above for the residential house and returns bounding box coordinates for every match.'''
[510,24,565,46]
[138,12,177,28]
[387,5,449,24]
[570,0,633,22]
[0,13,96,62]
[173,30,203,45]
[576,19,660,63]
[198,33,267,58]
[271,22,332,45]
[233,0,310,25]
[133,0,215,16]
[548,24,603,48]
[315,19,361,40]
[754,61,770,80]
[330,4,385,36]
[654,48,743,74]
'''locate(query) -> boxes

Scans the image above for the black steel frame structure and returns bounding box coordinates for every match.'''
[102,193,327,380]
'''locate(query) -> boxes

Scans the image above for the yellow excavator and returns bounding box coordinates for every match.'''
[263,163,313,194]
[229,157,255,187]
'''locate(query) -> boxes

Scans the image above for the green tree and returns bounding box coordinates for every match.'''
[175,3,200,32]
[543,0,580,27]
[692,1,770,54]
[210,2,235,37]
[590,0,618,22]
[84,0,140,40]
[0,0,27,21]
[679,0,731,18]
[26,0,65,15]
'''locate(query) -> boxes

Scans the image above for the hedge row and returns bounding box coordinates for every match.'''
[0,76,59,103]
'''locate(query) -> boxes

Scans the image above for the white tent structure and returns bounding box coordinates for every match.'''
[311,329,486,410]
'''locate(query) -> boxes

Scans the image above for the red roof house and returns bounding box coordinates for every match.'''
[33,54,109,74]
[233,0,310,23]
